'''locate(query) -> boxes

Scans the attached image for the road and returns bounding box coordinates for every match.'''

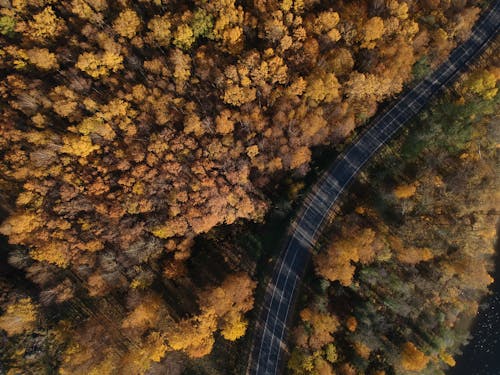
[246,2,500,374]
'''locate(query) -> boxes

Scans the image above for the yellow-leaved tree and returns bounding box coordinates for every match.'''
[400,342,430,371]
[113,9,141,39]
[0,298,38,336]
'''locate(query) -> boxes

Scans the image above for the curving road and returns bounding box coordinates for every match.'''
[247,3,500,375]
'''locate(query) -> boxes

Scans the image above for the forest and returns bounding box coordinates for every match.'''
[287,48,499,375]
[0,0,497,374]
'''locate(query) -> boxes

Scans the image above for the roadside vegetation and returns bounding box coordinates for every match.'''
[287,48,499,375]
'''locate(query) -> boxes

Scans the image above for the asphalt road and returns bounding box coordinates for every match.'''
[247,3,500,374]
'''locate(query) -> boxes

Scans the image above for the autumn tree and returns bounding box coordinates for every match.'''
[198,272,256,341]
[113,9,141,39]
[26,48,59,70]
[121,293,167,332]
[298,307,339,350]
[167,309,217,358]
[76,51,124,78]
[220,310,248,341]
[27,7,65,42]
[400,342,430,371]
[147,14,172,46]
[361,17,385,49]
[462,68,499,100]
[120,332,168,375]
[0,298,38,336]
[314,227,376,286]
[393,183,418,199]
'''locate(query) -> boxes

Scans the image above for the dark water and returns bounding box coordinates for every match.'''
[449,232,500,375]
